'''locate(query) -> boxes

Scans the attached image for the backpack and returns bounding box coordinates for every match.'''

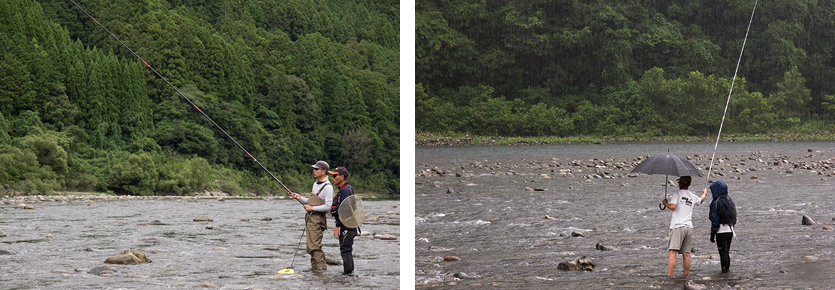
[715,195,737,226]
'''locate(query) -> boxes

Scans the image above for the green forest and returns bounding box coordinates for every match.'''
[416,0,835,138]
[0,0,399,196]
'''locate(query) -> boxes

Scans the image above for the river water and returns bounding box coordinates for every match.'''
[415,141,835,289]
[0,197,400,289]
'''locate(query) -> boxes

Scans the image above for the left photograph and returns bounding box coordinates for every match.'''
[0,0,400,288]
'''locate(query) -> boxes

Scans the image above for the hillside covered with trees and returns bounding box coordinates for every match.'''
[0,0,399,196]
[416,0,835,138]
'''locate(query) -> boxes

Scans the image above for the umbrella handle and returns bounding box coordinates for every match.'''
[659,203,666,210]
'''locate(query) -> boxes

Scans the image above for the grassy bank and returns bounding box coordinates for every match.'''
[416,130,835,147]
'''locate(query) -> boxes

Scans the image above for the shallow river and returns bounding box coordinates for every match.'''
[1,197,400,289]
[416,141,835,289]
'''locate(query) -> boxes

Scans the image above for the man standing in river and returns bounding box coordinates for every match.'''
[329,166,358,275]
[661,176,707,277]
[290,160,333,272]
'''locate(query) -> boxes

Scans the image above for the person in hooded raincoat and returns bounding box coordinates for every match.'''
[708,180,736,273]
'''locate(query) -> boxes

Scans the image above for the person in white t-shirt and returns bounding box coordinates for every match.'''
[661,176,707,277]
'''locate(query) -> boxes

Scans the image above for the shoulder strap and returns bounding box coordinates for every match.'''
[311,181,330,197]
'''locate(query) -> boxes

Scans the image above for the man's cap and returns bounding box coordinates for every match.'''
[311,160,329,171]
[328,166,349,178]
[677,176,691,185]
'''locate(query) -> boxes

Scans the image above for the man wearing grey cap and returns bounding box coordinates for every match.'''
[290,160,334,272]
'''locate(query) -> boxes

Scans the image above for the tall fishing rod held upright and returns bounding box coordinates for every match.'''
[68,0,304,206]
[704,0,758,192]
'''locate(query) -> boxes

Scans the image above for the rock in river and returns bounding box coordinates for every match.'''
[193,216,213,222]
[104,249,152,265]
[379,234,398,240]
[444,256,461,261]
[88,266,115,276]
[557,256,594,271]
[802,215,815,225]
[685,280,707,290]
[326,256,343,265]
[595,243,616,251]
[0,229,6,237]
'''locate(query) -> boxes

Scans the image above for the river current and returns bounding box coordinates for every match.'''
[415,141,835,289]
[1,197,400,289]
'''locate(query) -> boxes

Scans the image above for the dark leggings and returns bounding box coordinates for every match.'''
[716,232,733,273]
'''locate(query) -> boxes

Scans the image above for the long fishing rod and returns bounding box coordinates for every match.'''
[69,0,303,205]
[704,0,758,190]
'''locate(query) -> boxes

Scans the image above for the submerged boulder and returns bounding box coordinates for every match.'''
[379,234,398,240]
[684,280,707,290]
[802,215,815,225]
[88,266,115,276]
[325,256,342,265]
[595,243,616,251]
[104,249,152,265]
[558,256,595,271]
[193,216,213,222]
[444,255,461,261]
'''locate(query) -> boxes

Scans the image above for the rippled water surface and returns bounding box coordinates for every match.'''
[1,198,400,289]
[416,141,835,288]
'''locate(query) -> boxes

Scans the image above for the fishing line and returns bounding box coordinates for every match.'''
[69,0,302,205]
[705,0,758,190]
[280,215,309,274]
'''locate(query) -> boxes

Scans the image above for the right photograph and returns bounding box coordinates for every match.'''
[415,0,835,288]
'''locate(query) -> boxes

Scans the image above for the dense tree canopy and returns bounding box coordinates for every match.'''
[1,0,399,196]
[416,0,835,137]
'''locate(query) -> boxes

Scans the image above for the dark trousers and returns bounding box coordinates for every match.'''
[716,233,733,273]
[339,227,358,274]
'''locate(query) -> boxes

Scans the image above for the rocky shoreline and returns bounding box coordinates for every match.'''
[417,150,835,182]
[0,189,388,206]
[415,131,835,147]
[0,193,280,206]
[0,192,385,207]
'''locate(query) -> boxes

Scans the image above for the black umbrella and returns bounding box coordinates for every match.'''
[631,152,704,210]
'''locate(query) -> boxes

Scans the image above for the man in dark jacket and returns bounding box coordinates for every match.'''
[329,166,358,275]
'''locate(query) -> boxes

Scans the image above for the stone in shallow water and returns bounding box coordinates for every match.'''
[326,256,342,265]
[685,280,707,290]
[88,266,114,276]
[379,234,397,240]
[557,256,594,271]
[595,243,615,251]
[444,256,461,261]
[803,255,818,261]
[104,249,151,265]
[802,215,815,225]
[193,216,213,222]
